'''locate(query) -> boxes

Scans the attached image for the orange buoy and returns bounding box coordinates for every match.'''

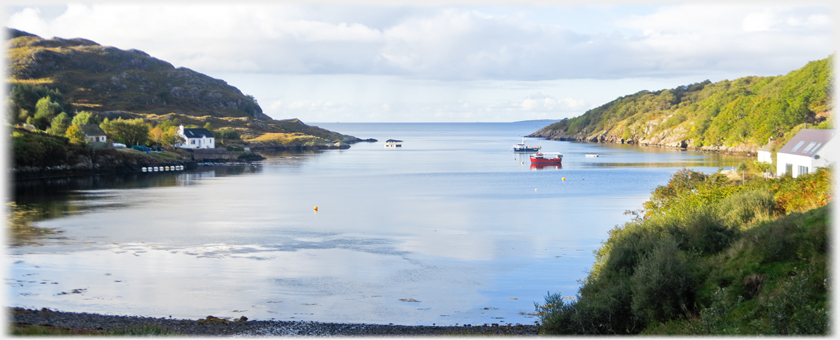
[314,206,318,211]
[562,177,566,181]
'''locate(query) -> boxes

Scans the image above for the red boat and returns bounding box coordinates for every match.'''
[529,152,563,164]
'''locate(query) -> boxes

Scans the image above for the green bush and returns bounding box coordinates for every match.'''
[717,189,776,228]
[630,236,696,324]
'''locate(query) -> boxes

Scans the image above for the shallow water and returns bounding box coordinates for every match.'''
[7,122,748,325]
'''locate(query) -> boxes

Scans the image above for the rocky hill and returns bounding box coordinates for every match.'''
[5,28,359,143]
[529,56,833,153]
[6,28,268,119]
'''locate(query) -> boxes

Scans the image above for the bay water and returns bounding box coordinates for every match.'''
[7,122,748,326]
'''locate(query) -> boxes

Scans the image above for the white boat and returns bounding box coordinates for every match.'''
[585,154,599,157]
[513,139,541,152]
[385,139,403,148]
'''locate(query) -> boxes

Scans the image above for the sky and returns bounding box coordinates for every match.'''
[3,1,836,122]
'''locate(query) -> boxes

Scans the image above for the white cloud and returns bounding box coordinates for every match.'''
[7,4,831,81]
[5,4,833,122]
[269,100,283,110]
[743,11,777,32]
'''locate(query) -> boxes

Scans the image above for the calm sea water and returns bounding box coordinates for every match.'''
[7,122,748,326]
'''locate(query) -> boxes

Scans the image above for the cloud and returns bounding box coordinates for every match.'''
[520,93,586,111]
[5,4,832,82]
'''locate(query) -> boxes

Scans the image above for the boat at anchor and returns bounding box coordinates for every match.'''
[529,152,563,164]
[513,139,541,152]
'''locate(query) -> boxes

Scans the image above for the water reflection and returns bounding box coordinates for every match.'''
[10,166,263,238]
[529,164,562,170]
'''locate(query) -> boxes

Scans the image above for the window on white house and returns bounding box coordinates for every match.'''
[785,163,793,174]
[799,166,809,175]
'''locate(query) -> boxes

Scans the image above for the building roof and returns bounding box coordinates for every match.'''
[79,124,106,136]
[183,128,214,138]
[778,129,833,157]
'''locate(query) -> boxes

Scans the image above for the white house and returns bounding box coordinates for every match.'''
[177,125,215,149]
[79,124,107,143]
[756,143,773,164]
[776,129,835,178]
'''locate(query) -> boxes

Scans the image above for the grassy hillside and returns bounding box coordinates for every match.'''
[537,167,831,335]
[530,56,833,152]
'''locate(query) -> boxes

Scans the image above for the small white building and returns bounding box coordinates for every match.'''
[79,124,107,143]
[756,143,773,164]
[177,125,215,149]
[776,129,835,178]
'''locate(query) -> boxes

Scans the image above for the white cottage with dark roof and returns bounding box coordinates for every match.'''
[177,125,215,149]
[776,129,834,178]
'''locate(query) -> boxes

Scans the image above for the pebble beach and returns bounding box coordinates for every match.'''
[9,308,540,336]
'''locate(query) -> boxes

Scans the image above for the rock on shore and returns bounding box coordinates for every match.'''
[9,308,539,336]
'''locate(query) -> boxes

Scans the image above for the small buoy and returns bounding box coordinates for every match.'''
[314,206,318,211]
[535,188,537,191]
[562,177,566,181]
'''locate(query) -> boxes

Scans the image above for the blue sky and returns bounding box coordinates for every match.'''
[3,2,835,122]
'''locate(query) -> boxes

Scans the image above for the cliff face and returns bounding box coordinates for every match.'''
[6,28,268,119]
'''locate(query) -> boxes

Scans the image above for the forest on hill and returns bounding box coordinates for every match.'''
[529,56,833,153]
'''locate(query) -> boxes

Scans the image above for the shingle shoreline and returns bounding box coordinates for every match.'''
[9,308,540,336]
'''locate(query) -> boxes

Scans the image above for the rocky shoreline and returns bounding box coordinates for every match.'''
[9,308,540,336]
[527,127,758,155]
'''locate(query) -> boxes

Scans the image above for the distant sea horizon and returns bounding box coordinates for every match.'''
[308,119,562,124]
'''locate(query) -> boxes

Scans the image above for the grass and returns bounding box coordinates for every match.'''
[6,77,54,85]
[245,132,329,146]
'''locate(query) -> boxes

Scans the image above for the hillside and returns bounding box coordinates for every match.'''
[5,28,358,143]
[529,56,833,153]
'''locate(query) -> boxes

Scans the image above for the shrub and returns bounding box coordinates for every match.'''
[630,236,696,324]
[717,189,776,228]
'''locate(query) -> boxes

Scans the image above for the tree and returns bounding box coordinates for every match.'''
[8,84,67,125]
[203,122,215,136]
[217,127,240,140]
[100,118,150,146]
[30,96,62,130]
[46,112,71,136]
[71,111,97,126]
[65,125,86,145]
[149,126,164,144]
[162,126,185,146]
